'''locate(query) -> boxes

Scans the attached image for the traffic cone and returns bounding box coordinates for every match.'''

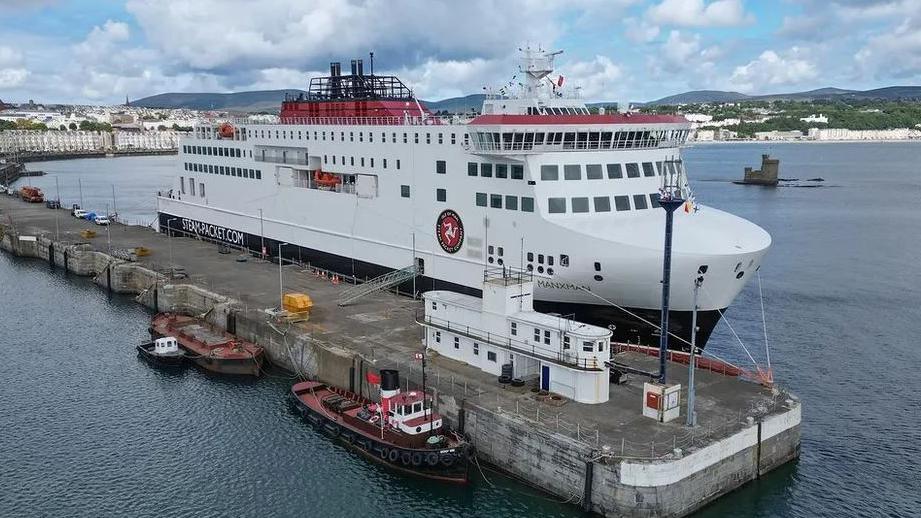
[332,275,340,285]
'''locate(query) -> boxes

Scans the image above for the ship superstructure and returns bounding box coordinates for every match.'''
[157,48,771,348]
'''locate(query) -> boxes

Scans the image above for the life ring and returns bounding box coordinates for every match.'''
[378,447,388,460]
[440,453,455,467]
[400,451,412,465]
[369,414,380,423]
[411,452,423,466]
[388,448,400,462]
[425,452,440,466]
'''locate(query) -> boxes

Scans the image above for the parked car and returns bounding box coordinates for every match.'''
[72,208,88,219]
[94,215,110,226]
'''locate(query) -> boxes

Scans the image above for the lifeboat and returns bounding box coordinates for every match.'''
[314,169,342,189]
[218,122,235,139]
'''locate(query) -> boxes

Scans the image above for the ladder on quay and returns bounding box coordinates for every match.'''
[337,265,417,306]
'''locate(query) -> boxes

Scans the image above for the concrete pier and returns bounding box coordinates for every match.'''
[0,195,801,517]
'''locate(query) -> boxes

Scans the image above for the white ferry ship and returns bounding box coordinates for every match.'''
[157,48,771,349]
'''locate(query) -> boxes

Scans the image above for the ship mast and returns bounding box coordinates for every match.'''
[518,47,563,99]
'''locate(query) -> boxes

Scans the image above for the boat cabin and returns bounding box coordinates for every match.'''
[153,337,180,355]
[386,391,442,435]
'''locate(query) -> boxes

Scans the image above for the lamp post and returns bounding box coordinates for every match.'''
[166,217,178,273]
[657,159,685,384]
[687,274,703,427]
[279,242,288,310]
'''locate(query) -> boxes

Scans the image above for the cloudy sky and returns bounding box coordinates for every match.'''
[0,0,919,105]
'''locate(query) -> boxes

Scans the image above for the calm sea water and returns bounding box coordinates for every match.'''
[4,142,921,517]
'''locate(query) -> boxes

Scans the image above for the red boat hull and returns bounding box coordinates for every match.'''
[149,313,264,377]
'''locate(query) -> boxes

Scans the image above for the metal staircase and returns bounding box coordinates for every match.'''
[337,265,417,306]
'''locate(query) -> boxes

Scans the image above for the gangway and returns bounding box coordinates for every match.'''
[337,265,417,306]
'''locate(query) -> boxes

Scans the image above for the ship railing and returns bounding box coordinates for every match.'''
[272,115,470,127]
[468,138,681,154]
[416,311,604,371]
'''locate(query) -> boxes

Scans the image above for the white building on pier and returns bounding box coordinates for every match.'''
[421,269,612,404]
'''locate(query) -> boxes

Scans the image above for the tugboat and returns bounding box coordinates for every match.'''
[137,336,187,367]
[149,313,264,376]
[291,369,471,482]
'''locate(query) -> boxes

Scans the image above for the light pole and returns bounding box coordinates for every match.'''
[166,217,178,272]
[687,274,703,427]
[657,159,685,384]
[278,242,288,310]
[259,208,265,260]
[78,177,84,208]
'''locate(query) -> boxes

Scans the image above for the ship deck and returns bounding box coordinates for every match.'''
[1,196,791,457]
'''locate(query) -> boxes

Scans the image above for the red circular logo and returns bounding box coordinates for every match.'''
[436,210,464,254]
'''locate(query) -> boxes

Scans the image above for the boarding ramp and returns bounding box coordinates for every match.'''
[337,265,417,306]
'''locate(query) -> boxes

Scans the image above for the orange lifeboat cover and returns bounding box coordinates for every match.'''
[219,123,234,138]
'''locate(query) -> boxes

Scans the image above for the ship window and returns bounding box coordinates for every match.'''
[401,185,410,198]
[614,195,631,211]
[381,132,385,142]
[370,158,374,167]
[476,192,487,206]
[547,255,553,266]
[656,161,664,175]
[436,188,446,202]
[583,341,594,352]
[322,131,325,140]
[431,301,437,310]
[488,245,494,254]
[332,156,336,165]
[649,193,661,208]
[534,328,541,341]
[350,132,354,142]
[548,197,566,213]
[505,196,518,210]
[511,165,524,180]
[454,336,459,349]
[594,262,602,272]
[424,133,429,144]
[189,178,196,196]
[360,157,365,167]
[560,254,569,267]
[199,182,205,197]
[256,170,262,180]
[633,194,649,210]
[487,351,497,362]
[544,330,551,345]
[468,162,478,176]
[438,133,443,144]
[436,160,446,174]
[608,164,623,179]
[564,164,581,180]
[180,176,185,194]
[481,163,493,177]
[563,336,570,350]
[538,254,544,264]
[323,155,327,164]
[359,132,363,142]
[414,133,419,144]
[383,159,388,169]
[594,196,611,212]
[490,194,502,208]
[369,133,373,143]
[511,322,517,336]
[541,165,559,181]
[350,157,355,166]
[572,197,589,213]
[626,163,640,178]
[586,164,603,180]
[451,133,456,145]
[403,133,407,143]
[521,197,534,212]
[473,342,479,355]
[397,159,401,170]
[392,132,397,142]
[496,164,508,178]
[642,162,655,177]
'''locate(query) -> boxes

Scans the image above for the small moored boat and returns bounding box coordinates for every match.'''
[149,313,264,376]
[137,336,187,367]
[291,369,471,483]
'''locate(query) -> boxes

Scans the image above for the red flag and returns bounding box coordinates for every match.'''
[366,371,381,385]
[557,75,564,87]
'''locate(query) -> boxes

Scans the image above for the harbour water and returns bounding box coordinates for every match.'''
[4,142,920,516]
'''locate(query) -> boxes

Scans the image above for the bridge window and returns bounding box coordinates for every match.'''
[490,194,502,208]
[649,193,661,208]
[401,185,410,198]
[564,164,581,180]
[505,196,518,210]
[548,197,566,213]
[521,197,535,212]
[594,196,611,212]
[614,195,631,211]
[607,164,623,179]
[541,165,559,181]
[511,165,524,180]
[586,164,603,180]
[633,194,649,210]
[572,197,589,213]
[496,164,508,178]
[468,162,478,176]
[436,188,446,202]
[481,163,493,177]
[476,192,487,207]
[626,163,640,178]
[436,160,446,174]
[642,162,655,177]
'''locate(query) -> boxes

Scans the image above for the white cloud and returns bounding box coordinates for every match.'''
[646,0,753,28]
[0,45,28,88]
[623,16,661,43]
[560,55,624,100]
[729,47,818,92]
[855,17,921,79]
